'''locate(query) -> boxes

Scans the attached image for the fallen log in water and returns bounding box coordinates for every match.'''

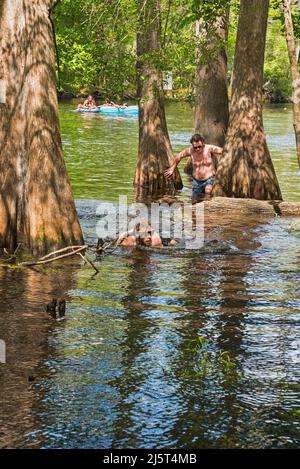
[156,195,300,216]
[202,197,300,217]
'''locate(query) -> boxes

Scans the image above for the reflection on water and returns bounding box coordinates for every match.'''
[0,103,300,448]
[0,262,80,448]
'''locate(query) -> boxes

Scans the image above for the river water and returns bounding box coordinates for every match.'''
[0,102,299,449]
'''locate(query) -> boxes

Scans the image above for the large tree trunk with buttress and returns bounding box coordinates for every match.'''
[134,0,182,202]
[282,0,300,169]
[0,0,83,254]
[213,0,282,200]
[194,12,229,147]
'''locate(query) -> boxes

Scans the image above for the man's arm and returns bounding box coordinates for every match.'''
[209,145,223,156]
[117,232,136,246]
[151,232,163,247]
[164,148,191,178]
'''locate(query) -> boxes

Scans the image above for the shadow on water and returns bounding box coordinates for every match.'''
[0,261,80,448]
[172,220,257,448]
[1,210,300,449]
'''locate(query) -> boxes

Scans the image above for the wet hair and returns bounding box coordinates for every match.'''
[135,221,152,237]
[190,134,205,144]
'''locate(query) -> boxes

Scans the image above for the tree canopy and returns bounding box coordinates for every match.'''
[53,0,299,102]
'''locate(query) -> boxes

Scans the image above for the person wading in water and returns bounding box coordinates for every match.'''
[164,134,223,203]
[117,222,177,248]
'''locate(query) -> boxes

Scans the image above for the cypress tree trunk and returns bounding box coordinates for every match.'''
[213,0,282,200]
[0,0,83,254]
[134,0,182,201]
[282,0,300,169]
[194,11,229,147]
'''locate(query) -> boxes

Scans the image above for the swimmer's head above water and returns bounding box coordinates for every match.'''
[117,221,176,248]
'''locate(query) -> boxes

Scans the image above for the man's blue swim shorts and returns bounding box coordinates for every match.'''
[192,176,216,198]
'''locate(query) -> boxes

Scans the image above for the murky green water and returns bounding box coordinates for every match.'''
[61,102,300,203]
[0,102,300,448]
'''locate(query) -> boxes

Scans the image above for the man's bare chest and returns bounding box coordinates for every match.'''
[192,152,212,167]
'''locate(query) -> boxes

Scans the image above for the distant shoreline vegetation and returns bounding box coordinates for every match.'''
[57,88,292,104]
[53,1,294,107]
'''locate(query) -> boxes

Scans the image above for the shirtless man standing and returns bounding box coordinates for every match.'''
[164,134,223,203]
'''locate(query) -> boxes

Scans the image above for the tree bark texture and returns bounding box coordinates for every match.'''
[194,12,229,147]
[0,0,83,254]
[134,0,183,202]
[282,0,300,169]
[213,0,282,200]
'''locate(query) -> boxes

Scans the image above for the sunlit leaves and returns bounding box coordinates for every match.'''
[53,0,137,95]
[52,0,293,101]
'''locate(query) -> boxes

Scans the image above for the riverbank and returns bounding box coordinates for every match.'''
[57,89,292,104]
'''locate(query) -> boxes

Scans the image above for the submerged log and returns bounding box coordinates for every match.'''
[154,196,300,217]
[202,197,300,217]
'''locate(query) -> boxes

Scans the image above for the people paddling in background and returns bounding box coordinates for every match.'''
[101,98,113,106]
[98,99,128,109]
[117,221,177,248]
[85,95,97,108]
[164,134,223,204]
[110,100,128,109]
[77,95,97,109]
[77,96,129,111]
[76,98,85,110]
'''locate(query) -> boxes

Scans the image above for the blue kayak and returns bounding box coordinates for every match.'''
[78,105,138,115]
[100,105,138,115]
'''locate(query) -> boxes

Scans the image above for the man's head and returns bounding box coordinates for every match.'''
[190,134,205,152]
[135,221,154,247]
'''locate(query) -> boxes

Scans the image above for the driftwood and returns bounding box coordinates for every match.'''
[0,244,100,273]
[0,237,120,272]
[154,195,300,216]
[77,251,99,273]
[19,245,88,266]
[202,197,300,217]
[19,244,102,274]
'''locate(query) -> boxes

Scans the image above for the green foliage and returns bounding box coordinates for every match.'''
[56,35,97,91]
[53,0,137,96]
[190,335,236,381]
[179,0,231,28]
[271,0,300,37]
[227,0,239,76]
[264,11,292,102]
[52,0,295,102]
[228,0,292,102]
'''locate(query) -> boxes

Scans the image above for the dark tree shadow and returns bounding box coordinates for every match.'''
[0,260,80,448]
